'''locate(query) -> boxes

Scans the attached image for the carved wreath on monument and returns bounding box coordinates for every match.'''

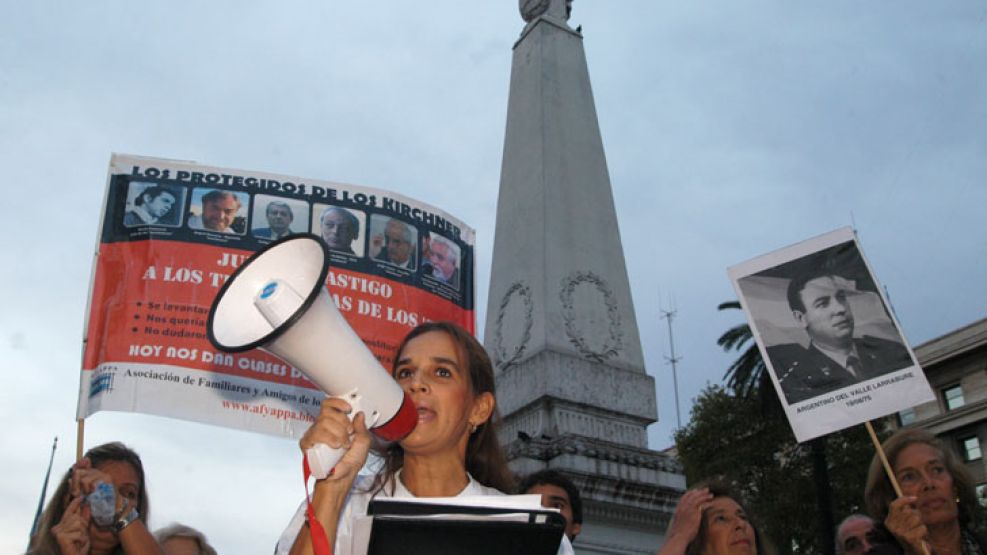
[559,271,623,362]
[494,280,534,371]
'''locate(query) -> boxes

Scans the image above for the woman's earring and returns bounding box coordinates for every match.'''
[469,422,478,434]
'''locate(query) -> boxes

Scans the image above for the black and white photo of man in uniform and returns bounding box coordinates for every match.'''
[768,266,912,404]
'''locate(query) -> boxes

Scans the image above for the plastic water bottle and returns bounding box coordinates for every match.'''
[87,482,116,526]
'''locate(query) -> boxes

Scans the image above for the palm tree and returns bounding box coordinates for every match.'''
[717,300,835,554]
[716,301,780,416]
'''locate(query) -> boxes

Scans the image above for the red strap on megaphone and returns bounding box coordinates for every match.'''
[303,456,332,555]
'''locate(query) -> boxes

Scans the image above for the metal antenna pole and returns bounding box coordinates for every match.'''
[661,305,683,430]
[28,437,58,549]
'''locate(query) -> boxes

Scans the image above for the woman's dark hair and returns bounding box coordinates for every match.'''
[28,442,149,555]
[685,480,775,555]
[865,428,978,526]
[370,321,515,494]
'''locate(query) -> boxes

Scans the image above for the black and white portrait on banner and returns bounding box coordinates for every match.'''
[728,227,933,442]
[124,181,185,227]
[251,195,309,241]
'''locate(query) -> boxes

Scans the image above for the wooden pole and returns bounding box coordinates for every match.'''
[865,421,903,496]
[76,419,85,462]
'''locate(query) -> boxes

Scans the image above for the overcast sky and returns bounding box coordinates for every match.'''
[2,1,985,553]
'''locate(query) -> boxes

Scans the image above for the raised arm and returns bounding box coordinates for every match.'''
[289,398,372,555]
[658,487,712,555]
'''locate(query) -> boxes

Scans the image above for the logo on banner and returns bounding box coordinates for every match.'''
[90,366,117,398]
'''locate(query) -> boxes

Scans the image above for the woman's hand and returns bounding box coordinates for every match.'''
[51,496,91,555]
[885,496,927,555]
[300,397,372,488]
[659,487,713,555]
[71,457,126,516]
[290,398,373,555]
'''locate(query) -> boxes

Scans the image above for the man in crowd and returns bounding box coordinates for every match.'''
[835,514,876,555]
[253,201,294,240]
[320,206,360,254]
[189,190,241,233]
[518,469,583,542]
[374,218,416,268]
[768,267,912,403]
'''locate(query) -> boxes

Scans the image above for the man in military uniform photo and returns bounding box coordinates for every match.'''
[768,268,912,404]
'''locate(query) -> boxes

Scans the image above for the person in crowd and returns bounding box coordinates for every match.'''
[319,206,360,254]
[253,201,295,240]
[768,266,911,404]
[188,190,241,233]
[374,219,416,268]
[836,514,878,555]
[836,514,904,555]
[518,469,583,541]
[124,186,177,227]
[422,235,459,286]
[154,524,217,555]
[28,442,162,555]
[277,321,573,555]
[865,428,987,555]
[659,481,773,555]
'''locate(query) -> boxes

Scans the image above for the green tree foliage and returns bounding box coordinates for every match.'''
[674,385,878,555]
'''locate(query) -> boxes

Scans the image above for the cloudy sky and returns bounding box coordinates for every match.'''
[2,1,985,552]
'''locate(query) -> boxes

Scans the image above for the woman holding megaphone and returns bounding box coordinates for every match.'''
[278,322,573,555]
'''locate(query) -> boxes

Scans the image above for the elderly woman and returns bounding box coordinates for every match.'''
[278,321,573,555]
[660,481,774,555]
[28,442,162,555]
[865,428,987,555]
[154,524,217,555]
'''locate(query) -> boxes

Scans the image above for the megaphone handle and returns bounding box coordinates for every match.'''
[305,443,345,480]
[304,390,376,480]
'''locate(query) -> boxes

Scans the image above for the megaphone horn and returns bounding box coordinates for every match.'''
[207,234,416,478]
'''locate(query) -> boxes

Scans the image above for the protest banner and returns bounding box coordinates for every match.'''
[78,153,476,440]
[727,226,934,442]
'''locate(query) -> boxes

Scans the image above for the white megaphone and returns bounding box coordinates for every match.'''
[207,235,417,479]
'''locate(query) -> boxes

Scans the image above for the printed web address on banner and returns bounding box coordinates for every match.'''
[221,400,316,423]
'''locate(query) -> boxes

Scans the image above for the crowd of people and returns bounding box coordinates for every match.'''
[660,428,987,555]
[26,442,217,555]
[27,321,981,554]
[26,322,576,555]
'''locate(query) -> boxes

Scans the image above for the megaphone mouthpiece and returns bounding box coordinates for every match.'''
[254,279,306,330]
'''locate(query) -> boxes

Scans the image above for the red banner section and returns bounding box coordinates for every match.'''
[83,240,473,387]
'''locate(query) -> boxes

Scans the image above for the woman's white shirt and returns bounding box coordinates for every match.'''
[275,471,574,555]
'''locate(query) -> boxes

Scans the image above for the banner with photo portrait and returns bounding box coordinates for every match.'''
[78,153,476,439]
[727,227,934,442]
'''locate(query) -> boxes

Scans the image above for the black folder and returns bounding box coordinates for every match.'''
[366,498,565,555]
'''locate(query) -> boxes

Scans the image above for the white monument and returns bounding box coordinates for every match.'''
[485,1,686,553]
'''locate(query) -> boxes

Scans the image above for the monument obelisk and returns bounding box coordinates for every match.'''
[485,1,685,553]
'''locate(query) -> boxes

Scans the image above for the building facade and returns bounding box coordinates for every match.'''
[893,317,987,491]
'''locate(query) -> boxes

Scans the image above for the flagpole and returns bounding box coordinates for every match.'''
[27,437,58,549]
[76,419,85,461]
